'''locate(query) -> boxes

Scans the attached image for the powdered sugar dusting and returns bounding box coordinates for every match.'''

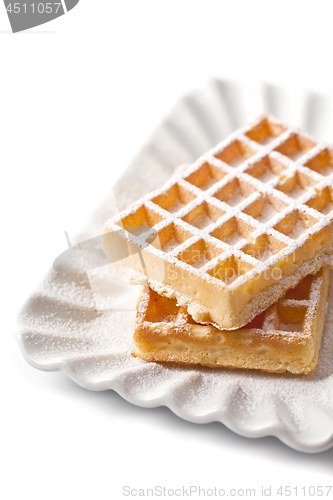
[322,203,333,215]
[191,253,211,269]
[223,232,246,246]
[288,149,306,161]
[163,236,181,253]
[288,219,306,239]
[200,177,218,190]
[258,168,277,183]
[229,156,246,167]
[226,192,246,207]
[320,163,333,176]
[257,203,278,223]
[258,135,275,145]
[167,199,186,213]
[191,213,214,229]
[280,322,303,333]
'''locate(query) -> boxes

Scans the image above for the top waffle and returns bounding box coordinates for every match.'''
[102,114,333,330]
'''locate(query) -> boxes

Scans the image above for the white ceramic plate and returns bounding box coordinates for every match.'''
[15,80,333,453]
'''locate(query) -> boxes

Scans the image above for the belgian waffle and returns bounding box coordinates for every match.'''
[103,115,333,330]
[133,269,330,374]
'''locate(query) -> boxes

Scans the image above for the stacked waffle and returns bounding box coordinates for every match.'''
[102,115,333,374]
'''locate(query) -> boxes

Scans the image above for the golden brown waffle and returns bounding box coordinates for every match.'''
[133,269,330,374]
[103,115,333,330]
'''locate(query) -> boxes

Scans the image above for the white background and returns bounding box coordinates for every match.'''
[2,1,333,499]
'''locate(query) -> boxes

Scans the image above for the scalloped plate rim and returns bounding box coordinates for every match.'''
[15,329,333,454]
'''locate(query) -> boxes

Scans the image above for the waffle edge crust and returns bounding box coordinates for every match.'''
[132,268,330,375]
[103,114,333,330]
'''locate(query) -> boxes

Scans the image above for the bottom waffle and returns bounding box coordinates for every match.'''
[133,268,330,374]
